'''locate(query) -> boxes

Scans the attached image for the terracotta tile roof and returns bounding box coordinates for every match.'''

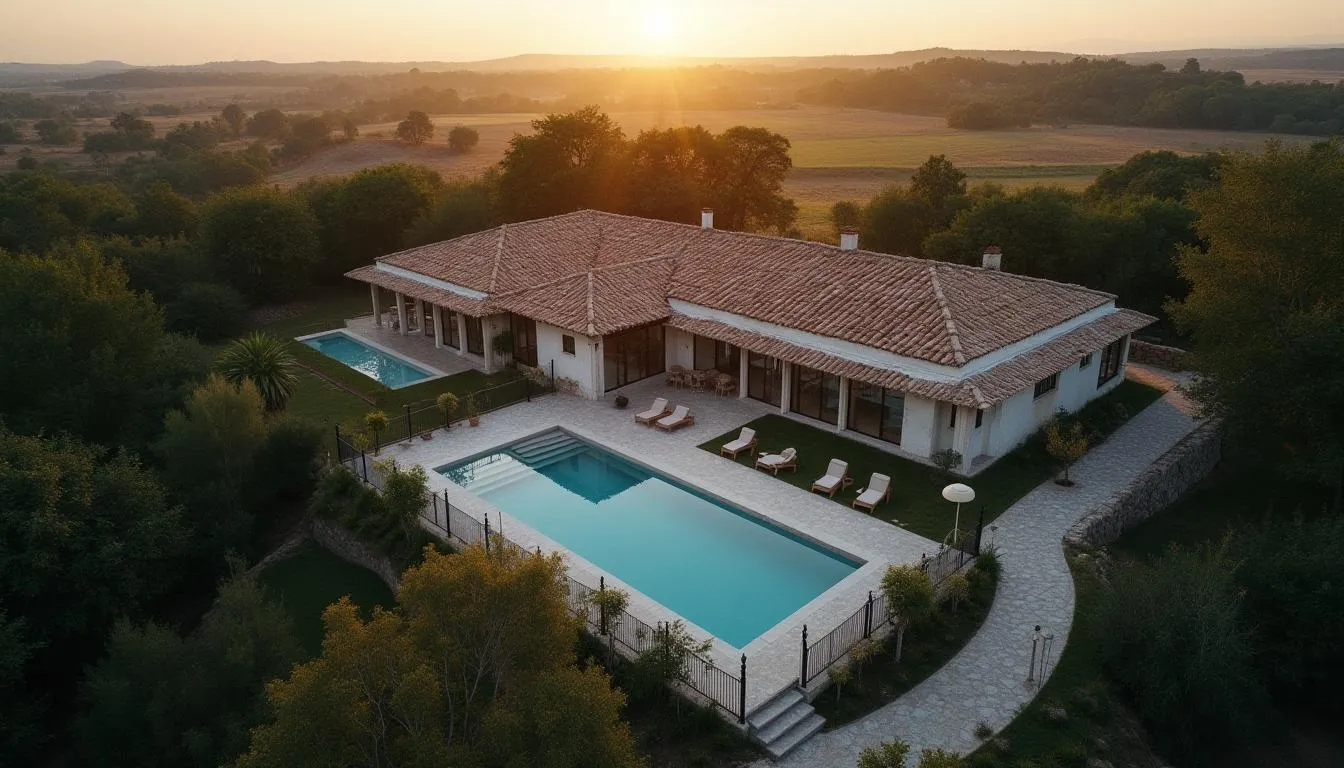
[344,265,489,317]
[348,210,1120,366]
[666,309,1155,408]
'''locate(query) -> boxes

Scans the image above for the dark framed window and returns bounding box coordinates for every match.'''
[1034,373,1059,399]
[791,364,841,425]
[445,310,461,349]
[847,382,904,444]
[949,408,957,428]
[975,409,984,429]
[1079,353,1093,368]
[746,352,781,406]
[693,335,739,373]
[1097,336,1126,387]
[465,315,484,356]
[509,313,538,367]
[602,323,665,391]
[562,335,576,355]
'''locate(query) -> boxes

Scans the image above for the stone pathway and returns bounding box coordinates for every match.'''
[768,379,1199,766]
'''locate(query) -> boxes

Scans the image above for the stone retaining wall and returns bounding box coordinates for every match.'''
[1129,340,1188,371]
[1064,418,1222,549]
[311,517,401,592]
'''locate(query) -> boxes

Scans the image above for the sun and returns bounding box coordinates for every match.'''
[640,7,679,54]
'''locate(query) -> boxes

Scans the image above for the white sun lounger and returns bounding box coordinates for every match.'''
[655,404,694,431]
[755,447,797,474]
[634,397,671,425]
[852,472,892,512]
[811,458,852,497]
[719,427,758,457]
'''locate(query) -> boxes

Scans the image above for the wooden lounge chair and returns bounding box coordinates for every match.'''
[810,459,852,497]
[634,397,671,425]
[755,447,797,474]
[719,427,758,458]
[852,473,892,512]
[654,405,695,432]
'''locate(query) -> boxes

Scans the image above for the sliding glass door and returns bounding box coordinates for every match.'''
[602,323,665,391]
[847,382,905,444]
[693,335,740,373]
[790,364,841,425]
[746,352,781,406]
[510,313,538,367]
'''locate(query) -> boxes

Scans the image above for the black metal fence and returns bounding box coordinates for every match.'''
[333,432,747,723]
[799,512,984,686]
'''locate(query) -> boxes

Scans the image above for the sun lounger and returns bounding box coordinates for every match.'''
[852,472,892,512]
[634,397,671,425]
[810,458,852,497]
[719,427,758,458]
[654,405,694,432]
[755,447,797,474]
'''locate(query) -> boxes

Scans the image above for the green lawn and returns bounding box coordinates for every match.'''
[260,544,395,657]
[697,380,1163,543]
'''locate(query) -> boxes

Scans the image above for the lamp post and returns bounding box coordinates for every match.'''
[942,482,976,544]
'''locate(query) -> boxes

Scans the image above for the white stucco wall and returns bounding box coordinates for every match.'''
[535,322,600,399]
[665,327,695,370]
[899,395,938,458]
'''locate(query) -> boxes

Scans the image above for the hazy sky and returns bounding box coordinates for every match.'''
[5,0,1344,64]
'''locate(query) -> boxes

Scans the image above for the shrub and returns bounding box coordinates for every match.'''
[858,739,911,768]
[973,545,1001,579]
[435,392,459,426]
[166,282,248,342]
[363,410,389,450]
[940,572,971,610]
[882,565,935,660]
[447,125,480,153]
[973,721,994,740]
[931,448,963,477]
[916,748,963,768]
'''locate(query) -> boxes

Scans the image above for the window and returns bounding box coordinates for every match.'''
[975,409,984,429]
[1079,353,1093,368]
[445,310,460,349]
[790,364,841,425]
[465,315,484,355]
[848,382,904,444]
[949,408,956,429]
[509,313,538,367]
[693,335,739,373]
[1097,336,1126,387]
[746,352,781,406]
[1034,373,1059,399]
[602,323,665,391]
[562,334,576,355]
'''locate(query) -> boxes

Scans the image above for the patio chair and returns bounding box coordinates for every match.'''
[715,373,737,396]
[667,365,686,388]
[719,427,758,458]
[852,472,892,512]
[654,405,695,432]
[755,447,797,474]
[810,459,852,497]
[634,397,671,425]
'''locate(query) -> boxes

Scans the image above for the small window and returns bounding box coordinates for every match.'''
[1079,353,1093,368]
[561,334,576,355]
[975,409,984,429]
[949,408,956,428]
[1034,373,1059,399]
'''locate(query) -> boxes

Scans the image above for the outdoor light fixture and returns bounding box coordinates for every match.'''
[942,482,975,543]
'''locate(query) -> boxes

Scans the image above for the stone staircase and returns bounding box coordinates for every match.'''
[509,429,586,467]
[746,685,824,761]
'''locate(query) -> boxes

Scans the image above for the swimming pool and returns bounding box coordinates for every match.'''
[297,330,438,389]
[440,430,860,647]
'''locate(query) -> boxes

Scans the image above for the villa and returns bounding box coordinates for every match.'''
[344,208,1152,473]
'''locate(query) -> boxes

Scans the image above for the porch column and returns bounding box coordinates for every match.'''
[455,313,467,357]
[738,352,748,400]
[481,316,497,373]
[779,362,792,415]
[413,299,425,335]
[432,305,443,349]
[951,404,974,470]
[395,292,408,336]
[370,284,382,327]
[835,377,849,434]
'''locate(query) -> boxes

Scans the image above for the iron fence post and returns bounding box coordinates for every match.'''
[334,424,343,460]
[739,654,747,724]
[598,576,607,634]
[974,506,986,556]
[444,491,452,539]
[484,514,491,554]
[863,590,874,639]
[360,448,368,483]
[403,404,412,441]
[799,624,808,685]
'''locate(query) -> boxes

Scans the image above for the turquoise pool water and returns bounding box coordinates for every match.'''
[300,331,434,389]
[441,430,860,647]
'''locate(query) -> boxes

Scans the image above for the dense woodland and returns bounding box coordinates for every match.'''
[1,94,1343,766]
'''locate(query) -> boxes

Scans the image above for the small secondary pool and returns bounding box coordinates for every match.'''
[298,330,435,389]
[441,430,860,647]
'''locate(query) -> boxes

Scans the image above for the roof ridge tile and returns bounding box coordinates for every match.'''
[928,266,967,366]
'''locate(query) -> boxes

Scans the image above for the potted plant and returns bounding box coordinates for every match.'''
[465,393,480,427]
[436,392,460,429]
[614,394,629,409]
[363,410,388,455]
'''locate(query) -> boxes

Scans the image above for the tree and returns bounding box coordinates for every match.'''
[377,459,429,541]
[710,125,796,232]
[1171,140,1344,506]
[498,106,626,219]
[0,611,42,762]
[881,565,934,661]
[166,282,249,342]
[404,176,499,247]
[1181,57,1202,75]
[396,110,434,145]
[0,241,169,446]
[0,120,21,143]
[858,739,910,768]
[301,163,442,280]
[1045,414,1089,485]
[199,187,319,302]
[238,546,640,768]
[363,410,389,452]
[632,620,713,716]
[157,375,267,559]
[829,200,862,237]
[585,585,629,662]
[283,115,332,158]
[341,118,359,141]
[110,111,155,146]
[448,125,480,153]
[251,416,325,504]
[35,118,78,145]
[246,109,290,140]
[75,568,303,768]
[216,333,300,411]
[909,154,966,211]
[862,186,940,256]
[0,171,135,251]
[1087,150,1219,201]
[134,179,199,238]
[623,125,717,223]
[221,104,247,137]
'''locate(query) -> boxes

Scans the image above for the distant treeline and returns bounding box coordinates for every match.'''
[799,56,1344,135]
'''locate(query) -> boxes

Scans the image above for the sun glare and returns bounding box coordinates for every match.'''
[641,7,679,54]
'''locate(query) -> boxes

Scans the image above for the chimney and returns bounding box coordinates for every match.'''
[839,227,859,251]
[700,208,714,229]
[982,245,1002,271]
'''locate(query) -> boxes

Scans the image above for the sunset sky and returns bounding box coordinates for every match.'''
[5,0,1344,64]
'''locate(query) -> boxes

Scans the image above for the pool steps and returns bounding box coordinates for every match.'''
[456,431,587,495]
[746,685,824,760]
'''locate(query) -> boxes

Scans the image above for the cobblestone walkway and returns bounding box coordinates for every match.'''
[769,382,1199,766]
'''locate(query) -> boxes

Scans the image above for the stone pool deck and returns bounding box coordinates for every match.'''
[376,376,942,714]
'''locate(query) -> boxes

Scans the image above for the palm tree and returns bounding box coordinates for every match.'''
[217,333,299,411]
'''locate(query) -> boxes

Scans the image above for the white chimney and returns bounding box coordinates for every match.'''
[982,245,1002,271]
[839,227,859,251]
[700,208,714,229]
